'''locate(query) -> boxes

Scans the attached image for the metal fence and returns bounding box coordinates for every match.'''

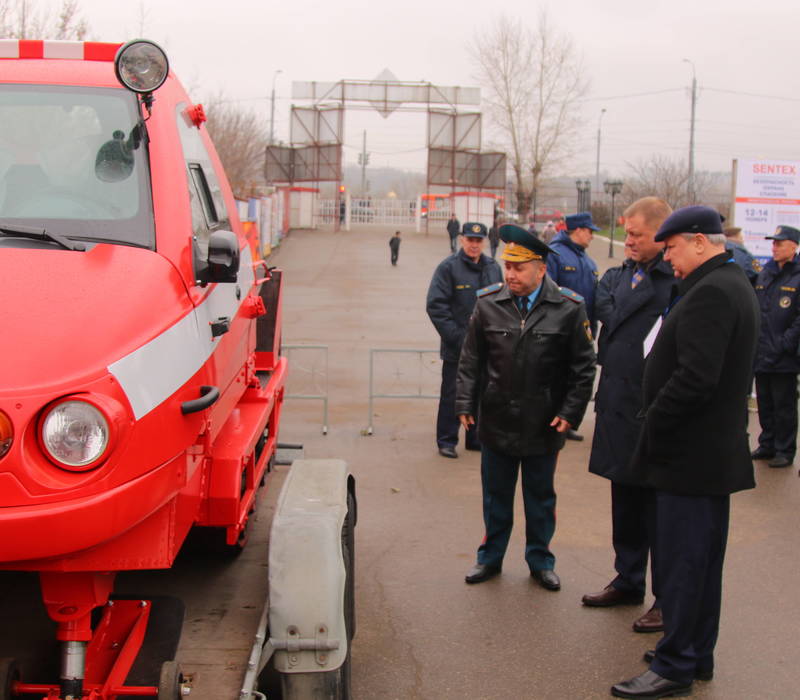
[364,348,440,435]
[316,198,417,227]
[282,344,329,434]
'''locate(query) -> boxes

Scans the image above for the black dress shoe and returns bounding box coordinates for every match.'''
[611,669,692,698]
[531,568,561,590]
[582,584,644,607]
[768,455,792,468]
[565,429,584,441]
[465,563,501,584]
[751,447,775,460]
[438,446,458,458]
[642,651,713,682]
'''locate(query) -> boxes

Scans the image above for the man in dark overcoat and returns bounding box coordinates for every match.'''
[582,198,673,637]
[455,224,596,590]
[751,225,800,468]
[446,213,461,253]
[611,206,759,699]
[426,222,502,458]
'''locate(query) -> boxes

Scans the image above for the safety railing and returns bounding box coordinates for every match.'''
[364,348,440,435]
[282,344,329,434]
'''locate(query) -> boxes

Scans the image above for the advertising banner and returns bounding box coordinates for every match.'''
[733,158,800,258]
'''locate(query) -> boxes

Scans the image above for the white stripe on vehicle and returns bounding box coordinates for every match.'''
[108,246,256,420]
[43,41,84,60]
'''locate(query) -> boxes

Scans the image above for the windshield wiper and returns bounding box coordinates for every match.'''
[0,222,85,251]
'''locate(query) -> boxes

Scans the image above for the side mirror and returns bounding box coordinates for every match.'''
[206,230,240,283]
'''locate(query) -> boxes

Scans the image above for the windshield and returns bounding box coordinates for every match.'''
[0,84,154,248]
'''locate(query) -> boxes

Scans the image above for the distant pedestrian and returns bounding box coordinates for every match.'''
[446,213,461,253]
[389,230,401,266]
[541,220,557,244]
[751,225,800,469]
[426,222,502,459]
[488,222,500,259]
[723,226,760,284]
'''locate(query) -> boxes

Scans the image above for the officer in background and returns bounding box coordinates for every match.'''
[751,225,800,468]
[455,224,596,588]
[546,211,600,441]
[724,226,760,284]
[446,213,461,253]
[426,222,502,458]
[582,197,674,636]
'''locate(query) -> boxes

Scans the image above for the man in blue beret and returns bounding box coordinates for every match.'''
[751,224,800,468]
[611,205,759,699]
[426,221,502,458]
[546,210,600,441]
[455,223,596,589]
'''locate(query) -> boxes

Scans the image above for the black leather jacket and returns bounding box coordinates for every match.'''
[455,276,597,456]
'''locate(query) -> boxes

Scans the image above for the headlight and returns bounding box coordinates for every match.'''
[41,400,110,470]
[0,410,12,459]
[114,39,169,94]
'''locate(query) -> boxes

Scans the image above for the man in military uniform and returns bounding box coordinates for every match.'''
[426,222,502,458]
[612,206,759,699]
[751,225,800,468]
[546,210,600,441]
[455,224,596,589]
[724,226,760,284]
[582,197,674,636]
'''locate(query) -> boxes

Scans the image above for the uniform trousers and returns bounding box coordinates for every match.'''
[437,359,479,449]
[755,372,798,459]
[610,481,658,601]
[650,490,729,685]
[449,235,458,253]
[476,446,557,572]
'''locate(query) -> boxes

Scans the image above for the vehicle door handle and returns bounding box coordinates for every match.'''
[181,385,220,414]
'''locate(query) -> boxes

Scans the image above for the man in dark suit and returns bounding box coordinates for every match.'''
[611,206,759,698]
[582,198,673,637]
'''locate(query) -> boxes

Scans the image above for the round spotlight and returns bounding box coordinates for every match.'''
[114,39,169,94]
[41,400,110,471]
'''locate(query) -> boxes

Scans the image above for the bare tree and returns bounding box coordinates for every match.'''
[622,154,721,210]
[204,97,268,199]
[0,0,87,39]
[471,12,588,220]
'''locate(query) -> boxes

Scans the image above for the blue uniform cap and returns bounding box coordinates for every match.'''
[766,225,800,244]
[565,212,600,232]
[461,222,487,238]
[654,205,724,242]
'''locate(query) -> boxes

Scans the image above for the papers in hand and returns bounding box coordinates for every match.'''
[643,317,663,358]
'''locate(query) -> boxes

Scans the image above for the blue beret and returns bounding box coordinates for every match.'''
[654,205,724,242]
[565,212,600,231]
[766,225,800,244]
[461,222,487,238]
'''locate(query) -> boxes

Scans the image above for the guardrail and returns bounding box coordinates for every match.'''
[364,348,440,435]
[282,344,329,435]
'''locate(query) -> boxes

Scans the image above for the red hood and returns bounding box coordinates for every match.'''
[0,242,193,393]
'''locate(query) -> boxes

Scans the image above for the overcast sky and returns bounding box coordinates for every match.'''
[69,0,800,181]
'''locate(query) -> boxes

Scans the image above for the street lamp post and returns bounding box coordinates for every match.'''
[682,58,697,204]
[575,179,591,212]
[604,179,624,258]
[269,69,283,145]
[596,108,606,195]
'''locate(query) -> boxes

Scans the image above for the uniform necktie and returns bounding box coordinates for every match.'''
[518,296,529,314]
[631,266,644,289]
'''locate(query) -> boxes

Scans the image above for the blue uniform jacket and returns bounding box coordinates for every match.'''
[754,257,800,374]
[426,249,502,362]
[726,240,759,284]
[546,231,599,327]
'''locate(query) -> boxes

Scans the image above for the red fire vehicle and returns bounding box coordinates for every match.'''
[0,40,355,699]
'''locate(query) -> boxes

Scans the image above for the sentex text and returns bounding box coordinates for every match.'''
[753,164,797,175]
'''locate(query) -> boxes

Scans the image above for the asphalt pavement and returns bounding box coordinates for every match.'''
[272,224,799,700]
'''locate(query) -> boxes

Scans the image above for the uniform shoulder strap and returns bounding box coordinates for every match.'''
[559,286,584,303]
[477,282,504,297]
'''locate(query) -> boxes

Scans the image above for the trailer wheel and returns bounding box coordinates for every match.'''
[157,660,185,700]
[0,658,19,700]
[280,494,355,700]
